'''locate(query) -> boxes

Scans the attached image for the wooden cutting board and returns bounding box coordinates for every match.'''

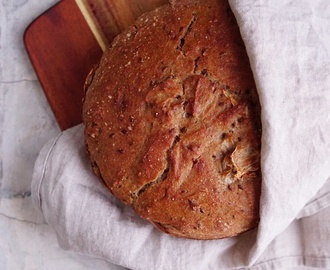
[24,0,167,130]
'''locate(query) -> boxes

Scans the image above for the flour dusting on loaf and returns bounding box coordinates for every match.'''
[83,0,262,240]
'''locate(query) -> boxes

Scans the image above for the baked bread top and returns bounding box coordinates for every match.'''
[83,0,261,240]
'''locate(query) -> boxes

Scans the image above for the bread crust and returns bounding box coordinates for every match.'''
[83,0,261,240]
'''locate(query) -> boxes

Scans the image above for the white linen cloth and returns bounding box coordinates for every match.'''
[32,0,330,269]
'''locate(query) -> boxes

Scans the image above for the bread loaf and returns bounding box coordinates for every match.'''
[83,0,261,240]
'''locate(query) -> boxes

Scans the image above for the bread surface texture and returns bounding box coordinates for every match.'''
[83,0,262,240]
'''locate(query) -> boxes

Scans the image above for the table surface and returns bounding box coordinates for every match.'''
[0,0,126,269]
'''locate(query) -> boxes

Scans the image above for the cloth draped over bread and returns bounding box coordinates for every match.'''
[32,0,330,269]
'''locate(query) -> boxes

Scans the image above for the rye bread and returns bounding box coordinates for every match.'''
[83,0,262,240]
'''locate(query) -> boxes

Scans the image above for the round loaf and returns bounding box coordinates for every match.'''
[83,0,261,240]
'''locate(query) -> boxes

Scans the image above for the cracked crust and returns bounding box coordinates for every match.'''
[83,0,262,240]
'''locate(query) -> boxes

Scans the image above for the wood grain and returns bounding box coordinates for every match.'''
[76,0,168,50]
[24,0,102,130]
[24,0,168,130]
